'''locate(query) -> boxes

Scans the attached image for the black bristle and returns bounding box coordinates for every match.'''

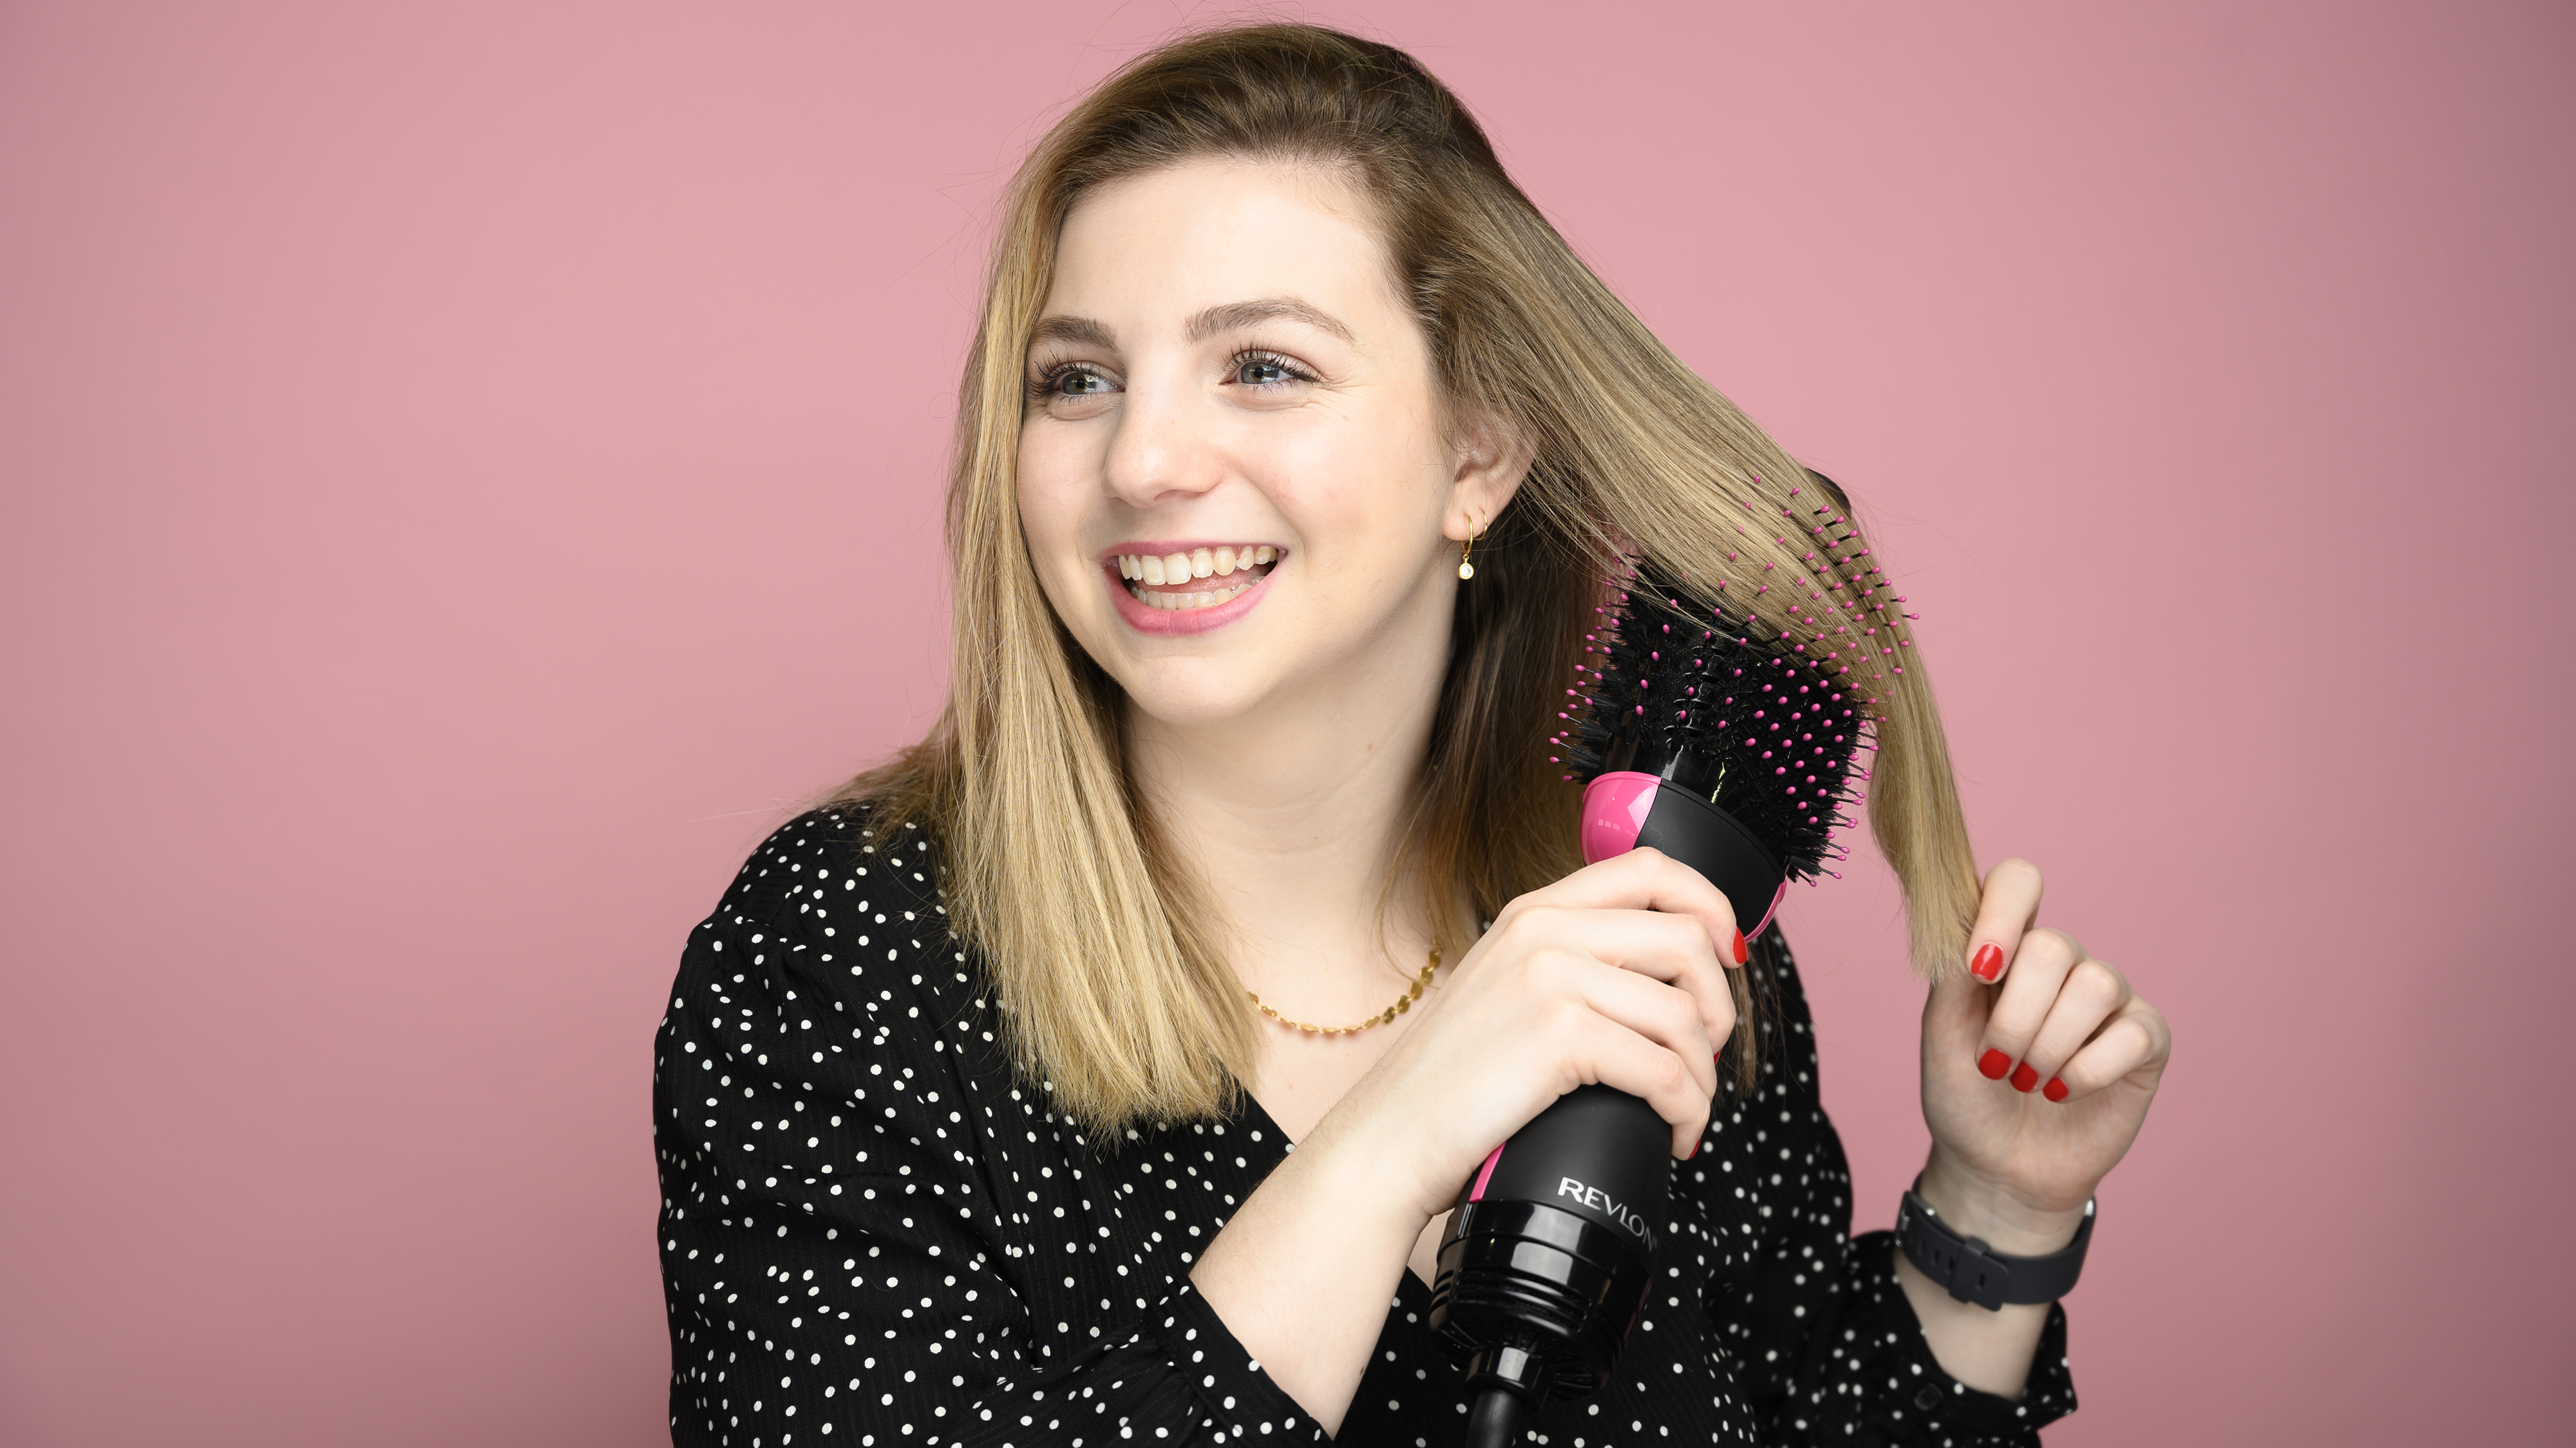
[1558,563,1872,883]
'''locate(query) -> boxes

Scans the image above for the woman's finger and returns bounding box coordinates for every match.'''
[1977,926,2084,1089]
[2013,956,2132,1092]
[1560,1009,1717,1158]
[1920,964,1996,1070]
[1546,951,1723,1102]
[2050,997,2172,1104]
[1513,848,1744,967]
[1502,905,1734,1053]
[1963,858,2044,983]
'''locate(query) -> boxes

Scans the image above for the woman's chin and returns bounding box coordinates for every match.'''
[1113,668,1282,734]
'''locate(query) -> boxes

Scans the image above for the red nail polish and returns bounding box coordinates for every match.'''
[1971,944,2004,981]
[2010,1062,2040,1093]
[1977,1048,2011,1080]
[2042,1077,2069,1103]
[1731,929,1748,966]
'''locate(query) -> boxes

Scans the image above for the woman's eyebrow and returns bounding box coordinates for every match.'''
[1028,315,1117,350]
[1185,298,1355,344]
[1028,299,1355,353]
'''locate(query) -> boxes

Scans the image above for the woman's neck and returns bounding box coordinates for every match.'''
[1124,643,1446,1004]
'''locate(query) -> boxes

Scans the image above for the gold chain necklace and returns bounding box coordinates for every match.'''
[1249,948,1441,1037]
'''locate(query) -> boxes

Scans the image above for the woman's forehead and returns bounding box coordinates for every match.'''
[1044,159,1405,337]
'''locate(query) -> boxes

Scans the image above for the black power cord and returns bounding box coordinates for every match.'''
[1464,1387,1529,1448]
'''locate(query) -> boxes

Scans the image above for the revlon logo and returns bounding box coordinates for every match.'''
[1558,1176,1656,1248]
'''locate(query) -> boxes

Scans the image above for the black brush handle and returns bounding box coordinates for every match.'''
[1428,784,1783,1436]
[1428,1087,1667,1409]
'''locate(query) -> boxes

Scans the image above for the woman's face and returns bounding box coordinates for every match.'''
[1016,158,1519,733]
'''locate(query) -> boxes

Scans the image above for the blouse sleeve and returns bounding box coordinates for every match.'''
[652,814,1325,1447]
[1714,934,2079,1447]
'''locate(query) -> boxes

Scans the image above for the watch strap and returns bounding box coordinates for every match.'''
[1895,1179,2094,1311]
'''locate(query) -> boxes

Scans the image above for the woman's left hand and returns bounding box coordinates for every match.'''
[1917,858,2172,1249]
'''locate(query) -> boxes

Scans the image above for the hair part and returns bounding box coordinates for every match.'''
[840,23,1980,1134]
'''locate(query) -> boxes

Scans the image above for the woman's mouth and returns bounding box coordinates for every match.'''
[1112,544,1280,612]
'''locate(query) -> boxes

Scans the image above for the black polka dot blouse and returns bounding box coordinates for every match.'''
[655,809,2076,1445]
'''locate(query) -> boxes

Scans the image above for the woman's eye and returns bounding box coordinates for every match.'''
[1031,364,1115,402]
[1230,352,1310,388]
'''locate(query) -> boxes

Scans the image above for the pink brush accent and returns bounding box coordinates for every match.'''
[1582,773,1792,937]
[1579,771,1662,865]
[1468,1142,1507,1202]
[1747,880,1789,937]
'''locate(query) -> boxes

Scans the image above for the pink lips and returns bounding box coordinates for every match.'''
[1102,552,1278,636]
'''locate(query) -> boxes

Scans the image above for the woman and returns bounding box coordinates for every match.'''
[654,24,2168,1445]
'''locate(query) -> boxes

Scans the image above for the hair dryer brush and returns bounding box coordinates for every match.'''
[1428,558,1873,1447]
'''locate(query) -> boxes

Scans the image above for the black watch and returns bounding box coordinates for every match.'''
[1895,1178,2094,1311]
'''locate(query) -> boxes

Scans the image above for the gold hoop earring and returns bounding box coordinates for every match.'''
[1457,514,1482,580]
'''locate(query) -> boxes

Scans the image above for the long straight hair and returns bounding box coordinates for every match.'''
[840,23,1980,1133]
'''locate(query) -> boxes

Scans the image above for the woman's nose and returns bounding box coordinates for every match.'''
[1100,380,1223,509]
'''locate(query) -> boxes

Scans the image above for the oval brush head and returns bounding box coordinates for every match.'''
[1551,561,1872,887]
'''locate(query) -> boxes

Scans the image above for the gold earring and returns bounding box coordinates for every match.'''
[1458,514,1482,580]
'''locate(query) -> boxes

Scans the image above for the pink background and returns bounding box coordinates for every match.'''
[3,2,2569,1442]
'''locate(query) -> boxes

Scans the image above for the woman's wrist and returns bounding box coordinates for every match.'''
[1893,1149,2066,1400]
[1914,1147,2088,1257]
[1198,1080,1438,1300]
[1294,1084,1457,1232]
[1189,1098,1434,1433]
[1291,1116,1437,1237]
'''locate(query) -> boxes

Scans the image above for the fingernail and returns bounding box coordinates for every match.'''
[1977,1048,2011,1080]
[1971,944,2004,981]
[2010,1062,2040,1093]
[2042,1077,2069,1103]
[1730,929,1748,966]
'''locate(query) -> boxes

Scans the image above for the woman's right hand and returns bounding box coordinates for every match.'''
[1188,846,1747,1433]
[1321,846,1750,1225]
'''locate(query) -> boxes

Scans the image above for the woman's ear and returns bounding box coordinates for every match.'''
[1444,409,1535,541]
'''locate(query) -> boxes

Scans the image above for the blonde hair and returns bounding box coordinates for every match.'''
[839,23,1980,1133]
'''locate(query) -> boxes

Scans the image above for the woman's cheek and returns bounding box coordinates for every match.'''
[1013,473,1092,624]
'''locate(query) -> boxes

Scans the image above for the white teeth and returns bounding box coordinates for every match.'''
[1124,578,1255,610]
[1113,547,1277,578]
[1146,582,1249,610]
[1112,547,1279,608]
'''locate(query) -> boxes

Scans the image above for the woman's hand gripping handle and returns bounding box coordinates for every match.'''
[1188,848,1747,1434]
